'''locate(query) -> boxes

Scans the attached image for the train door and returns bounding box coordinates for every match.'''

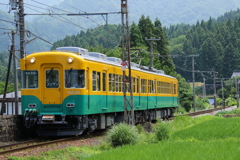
[102,71,107,109]
[42,64,63,113]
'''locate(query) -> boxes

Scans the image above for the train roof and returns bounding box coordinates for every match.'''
[55,47,176,79]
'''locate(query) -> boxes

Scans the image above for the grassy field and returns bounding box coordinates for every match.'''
[9,115,240,160]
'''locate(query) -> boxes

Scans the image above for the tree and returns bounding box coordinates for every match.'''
[130,22,143,47]
[223,43,240,77]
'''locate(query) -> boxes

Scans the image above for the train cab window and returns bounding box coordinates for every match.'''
[22,70,38,88]
[65,69,85,88]
[46,69,59,88]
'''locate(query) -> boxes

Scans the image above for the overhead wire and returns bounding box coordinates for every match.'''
[0,18,16,25]
[56,0,85,13]
[52,0,121,47]
[24,5,88,31]
[0,28,15,31]
[31,0,70,13]
[0,3,8,5]
[25,1,121,48]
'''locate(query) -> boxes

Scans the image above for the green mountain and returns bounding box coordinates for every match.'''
[165,8,240,82]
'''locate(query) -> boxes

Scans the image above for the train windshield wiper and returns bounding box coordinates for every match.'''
[66,68,73,85]
[47,68,54,75]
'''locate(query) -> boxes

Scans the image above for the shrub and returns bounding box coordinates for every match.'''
[136,124,144,134]
[181,100,192,112]
[106,123,139,147]
[226,97,237,106]
[155,123,170,141]
[196,97,210,109]
[176,107,187,114]
[216,98,222,105]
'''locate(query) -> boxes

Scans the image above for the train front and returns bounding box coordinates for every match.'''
[20,50,88,136]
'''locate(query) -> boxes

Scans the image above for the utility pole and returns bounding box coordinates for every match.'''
[121,0,134,125]
[1,34,14,115]
[221,79,224,110]
[190,55,198,112]
[19,0,25,58]
[236,78,239,108]
[145,38,160,69]
[202,76,206,98]
[12,30,19,114]
[213,69,217,109]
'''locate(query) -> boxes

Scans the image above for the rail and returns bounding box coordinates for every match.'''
[0,137,73,155]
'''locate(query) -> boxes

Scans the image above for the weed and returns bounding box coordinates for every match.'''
[155,123,170,141]
[106,123,139,147]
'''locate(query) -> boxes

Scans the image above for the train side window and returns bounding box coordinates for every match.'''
[136,78,139,93]
[174,84,176,94]
[141,79,146,93]
[157,81,160,93]
[22,70,38,89]
[46,69,59,88]
[112,74,116,92]
[119,75,122,92]
[97,72,101,91]
[160,82,162,93]
[92,71,97,91]
[102,73,106,91]
[116,75,119,92]
[148,80,153,94]
[109,73,112,92]
[65,70,85,88]
[132,78,136,93]
[153,81,156,93]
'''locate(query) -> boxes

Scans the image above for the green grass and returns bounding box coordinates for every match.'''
[84,140,240,160]
[8,116,240,160]
[215,109,240,116]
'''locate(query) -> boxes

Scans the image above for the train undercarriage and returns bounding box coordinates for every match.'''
[24,108,175,136]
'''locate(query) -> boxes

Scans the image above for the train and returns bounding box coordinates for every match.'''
[20,47,179,136]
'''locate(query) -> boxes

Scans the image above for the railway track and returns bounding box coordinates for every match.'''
[0,130,105,156]
[0,137,75,155]
[187,106,231,117]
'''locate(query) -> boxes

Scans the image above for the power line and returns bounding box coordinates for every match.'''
[31,0,71,13]
[0,3,8,5]
[56,0,85,13]
[0,28,15,31]
[0,18,16,24]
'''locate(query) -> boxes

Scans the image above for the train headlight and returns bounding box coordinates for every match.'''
[29,57,35,64]
[67,57,73,63]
